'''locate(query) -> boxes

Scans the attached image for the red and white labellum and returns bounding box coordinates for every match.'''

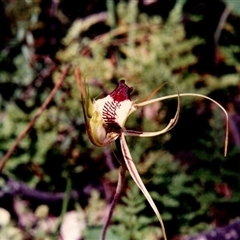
[90,80,135,146]
[94,80,135,129]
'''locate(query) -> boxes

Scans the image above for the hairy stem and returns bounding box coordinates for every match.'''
[100,164,126,240]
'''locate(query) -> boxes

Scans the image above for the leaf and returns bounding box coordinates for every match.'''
[85,226,121,240]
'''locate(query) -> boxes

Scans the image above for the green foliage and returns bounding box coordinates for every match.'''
[110,186,162,240]
[57,1,204,94]
[220,45,240,73]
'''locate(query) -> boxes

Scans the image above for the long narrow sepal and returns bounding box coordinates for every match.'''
[74,68,97,145]
[125,83,181,138]
[138,93,228,156]
[119,134,167,240]
[124,117,176,137]
[133,92,228,157]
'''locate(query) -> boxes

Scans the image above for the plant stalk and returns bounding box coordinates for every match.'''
[53,177,72,240]
[100,139,126,240]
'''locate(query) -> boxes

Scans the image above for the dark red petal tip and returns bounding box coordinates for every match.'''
[110,80,133,102]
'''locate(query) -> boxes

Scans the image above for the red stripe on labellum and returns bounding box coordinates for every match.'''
[110,80,133,102]
[124,129,143,135]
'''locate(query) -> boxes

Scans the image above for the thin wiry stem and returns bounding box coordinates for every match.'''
[100,164,126,240]
[53,177,72,240]
[214,5,231,76]
[214,5,231,45]
[0,63,71,173]
[128,0,138,49]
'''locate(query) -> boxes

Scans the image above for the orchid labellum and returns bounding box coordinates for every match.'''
[74,68,228,240]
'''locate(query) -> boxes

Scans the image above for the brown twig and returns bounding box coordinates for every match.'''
[214,5,231,45]
[0,63,72,173]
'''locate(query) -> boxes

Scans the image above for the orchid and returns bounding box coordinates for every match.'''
[74,68,228,240]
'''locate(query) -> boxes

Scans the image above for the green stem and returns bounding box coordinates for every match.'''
[106,0,117,29]
[53,177,72,240]
[106,0,120,66]
[100,156,126,240]
[128,0,138,49]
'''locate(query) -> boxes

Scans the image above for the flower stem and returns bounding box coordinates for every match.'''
[100,144,126,240]
[53,177,72,240]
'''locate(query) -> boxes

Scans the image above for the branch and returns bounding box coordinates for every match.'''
[0,63,72,172]
[0,174,78,202]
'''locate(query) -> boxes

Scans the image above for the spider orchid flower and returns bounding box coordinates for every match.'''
[74,68,228,240]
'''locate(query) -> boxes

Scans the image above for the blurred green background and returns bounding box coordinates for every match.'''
[0,0,240,239]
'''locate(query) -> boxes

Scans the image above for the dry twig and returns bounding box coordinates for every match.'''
[0,63,72,172]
